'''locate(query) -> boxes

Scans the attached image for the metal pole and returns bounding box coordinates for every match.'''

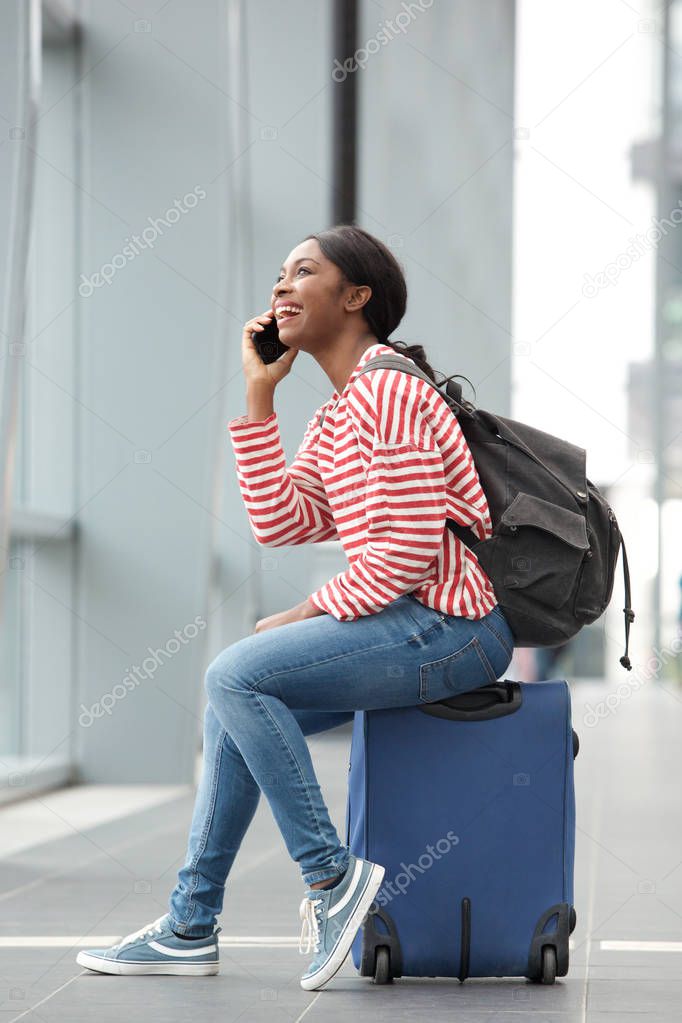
[0,0,41,626]
[331,0,358,225]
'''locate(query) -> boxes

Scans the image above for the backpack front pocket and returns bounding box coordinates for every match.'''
[490,491,590,610]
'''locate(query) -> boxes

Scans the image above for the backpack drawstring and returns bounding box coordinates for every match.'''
[619,537,634,670]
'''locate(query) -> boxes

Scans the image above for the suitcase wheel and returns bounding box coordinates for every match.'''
[540,945,557,984]
[372,946,393,984]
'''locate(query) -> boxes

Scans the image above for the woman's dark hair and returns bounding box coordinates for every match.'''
[302,224,440,384]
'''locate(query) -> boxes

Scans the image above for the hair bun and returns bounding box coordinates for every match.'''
[387,340,427,362]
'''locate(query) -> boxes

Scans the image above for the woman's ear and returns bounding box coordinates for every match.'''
[345,284,372,313]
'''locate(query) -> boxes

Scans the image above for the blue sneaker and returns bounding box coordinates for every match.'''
[76,914,220,975]
[298,853,385,991]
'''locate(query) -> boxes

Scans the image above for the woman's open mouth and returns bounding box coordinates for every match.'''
[275,304,303,325]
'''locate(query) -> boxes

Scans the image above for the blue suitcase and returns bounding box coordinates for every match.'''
[345,679,578,984]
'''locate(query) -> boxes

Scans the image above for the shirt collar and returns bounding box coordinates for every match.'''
[328,342,397,405]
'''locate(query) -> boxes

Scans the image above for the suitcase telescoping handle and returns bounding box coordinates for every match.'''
[418,681,522,721]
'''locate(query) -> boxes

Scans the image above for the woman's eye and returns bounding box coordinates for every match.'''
[275,266,310,283]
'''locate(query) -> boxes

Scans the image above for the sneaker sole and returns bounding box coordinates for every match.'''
[76,950,219,976]
[300,861,385,991]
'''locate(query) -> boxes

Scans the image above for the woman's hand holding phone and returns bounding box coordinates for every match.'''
[241,310,298,391]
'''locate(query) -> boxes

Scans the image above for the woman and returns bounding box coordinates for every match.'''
[76,225,515,991]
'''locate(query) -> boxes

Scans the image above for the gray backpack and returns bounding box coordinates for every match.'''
[352,355,635,671]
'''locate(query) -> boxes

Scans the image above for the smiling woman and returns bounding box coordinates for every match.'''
[231,225,498,621]
[76,224,513,992]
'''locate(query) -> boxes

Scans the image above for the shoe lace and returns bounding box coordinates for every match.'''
[298,896,323,956]
[113,915,167,949]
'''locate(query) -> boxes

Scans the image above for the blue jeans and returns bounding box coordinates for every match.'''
[168,594,514,936]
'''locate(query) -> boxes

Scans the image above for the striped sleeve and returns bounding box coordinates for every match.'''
[227,409,339,547]
[307,372,447,619]
[443,412,493,543]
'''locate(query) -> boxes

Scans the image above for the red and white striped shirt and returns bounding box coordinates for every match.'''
[227,342,499,621]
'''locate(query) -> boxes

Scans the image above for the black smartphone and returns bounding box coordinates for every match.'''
[252,315,290,364]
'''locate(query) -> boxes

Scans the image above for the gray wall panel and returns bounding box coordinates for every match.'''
[357,0,514,416]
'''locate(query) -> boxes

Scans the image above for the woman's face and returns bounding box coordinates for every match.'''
[271,239,368,352]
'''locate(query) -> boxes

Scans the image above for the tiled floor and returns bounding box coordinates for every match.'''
[0,678,680,1022]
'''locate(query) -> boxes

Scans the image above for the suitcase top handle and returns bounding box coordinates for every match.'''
[419,683,581,760]
[418,681,522,721]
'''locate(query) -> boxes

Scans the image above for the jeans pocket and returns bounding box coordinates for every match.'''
[418,635,499,704]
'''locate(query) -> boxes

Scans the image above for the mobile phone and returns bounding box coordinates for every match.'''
[252,315,290,364]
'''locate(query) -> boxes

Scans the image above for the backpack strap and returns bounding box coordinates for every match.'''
[318,354,476,429]
[355,355,476,418]
[619,536,635,670]
[318,355,433,429]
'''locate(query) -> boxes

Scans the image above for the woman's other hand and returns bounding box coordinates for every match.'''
[253,598,325,633]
